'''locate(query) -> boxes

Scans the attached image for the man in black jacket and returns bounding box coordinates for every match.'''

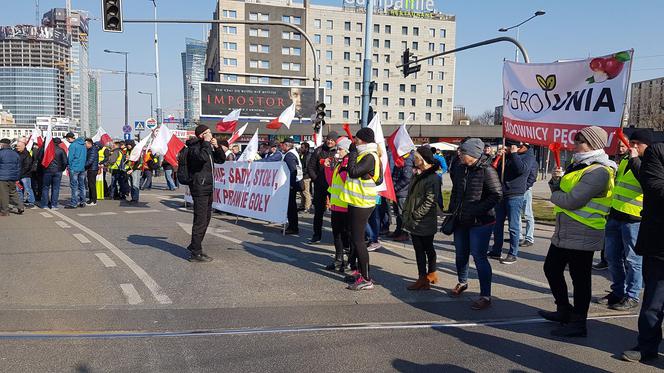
[16,138,35,207]
[298,142,312,212]
[281,138,303,234]
[390,150,414,241]
[307,131,338,243]
[622,142,664,363]
[186,125,226,262]
[520,144,538,247]
[37,138,68,209]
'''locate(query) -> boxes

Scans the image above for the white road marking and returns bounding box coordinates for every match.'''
[73,233,91,244]
[77,212,117,217]
[120,283,143,305]
[95,253,117,267]
[177,222,294,262]
[50,210,172,305]
[54,220,70,229]
[124,209,161,214]
[40,212,52,218]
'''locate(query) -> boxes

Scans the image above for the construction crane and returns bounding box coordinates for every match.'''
[35,0,40,25]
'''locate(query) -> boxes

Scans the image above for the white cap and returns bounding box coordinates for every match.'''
[336,137,351,151]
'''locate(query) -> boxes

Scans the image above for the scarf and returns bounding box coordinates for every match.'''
[356,142,378,154]
[572,149,617,171]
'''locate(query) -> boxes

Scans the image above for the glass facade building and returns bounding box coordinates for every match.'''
[182,38,207,126]
[0,67,59,125]
[88,71,100,136]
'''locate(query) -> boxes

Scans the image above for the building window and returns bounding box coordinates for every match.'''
[249,60,269,69]
[356,38,363,47]
[383,69,389,78]
[384,54,391,63]
[314,19,321,29]
[372,68,378,77]
[326,35,334,45]
[223,26,237,34]
[355,53,362,61]
[344,52,351,61]
[355,67,362,77]
[428,42,435,52]
[282,62,301,72]
[373,24,380,33]
[282,15,301,25]
[410,98,416,106]
[437,113,443,121]
[410,84,416,93]
[427,71,434,80]
[437,99,443,107]
[371,97,378,105]
[427,58,434,66]
[343,81,350,91]
[223,58,237,66]
[325,80,333,89]
[399,112,405,120]
[326,20,334,29]
[222,74,238,82]
[412,41,419,50]
[344,21,351,31]
[426,113,432,121]
[373,39,379,48]
[401,41,407,50]
[282,31,301,40]
[223,42,237,50]
[426,99,432,107]
[343,110,349,119]
[426,85,433,94]
[250,44,269,53]
[325,95,332,104]
[410,112,416,120]
[326,50,333,60]
[429,28,435,37]
[440,29,446,38]
[399,84,406,92]
[385,25,391,34]
[372,54,379,63]
[438,71,444,80]
[402,26,408,35]
[354,111,361,119]
[222,10,237,18]
[344,37,351,47]
[356,22,363,32]
[399,98,405,106]
[326,65,333,75]
[249,12,269,21]
[413,27,419,36]
[439,43,445,52]
[382,83,389,92]
[355,82,361,91]
[343,96,350,105]
[382,98,389,106]
[281,47,300,55]
[249,28,269,37]
[384,40,391,48]
[437,85,444,94]
[383,112,388,120]
[343,67,350,76]
[314,34,321,44]
[249,76,270,84]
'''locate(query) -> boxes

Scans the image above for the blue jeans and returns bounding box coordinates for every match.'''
[129,170,141,202]
[41,172,62,208]
[605,218,643,300]
[637,256,664,356]
[491,194,525,257]
[18,177,35,204]
[365,205,381,243]
[69,170,87,206]
[454,223,494,297]
[164,169,176,190]
[520,188,535,243]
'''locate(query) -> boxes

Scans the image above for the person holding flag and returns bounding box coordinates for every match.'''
[37,137,67,210]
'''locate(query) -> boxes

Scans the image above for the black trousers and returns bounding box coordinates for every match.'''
[637,256,664,355]
[349,205,374,280]
[86,169,97,203]
[287,188,298,231]
[412,234,436,277]
[312,182,329,238]
[331,210,350,262]
[190,193,214,256]
[543,244,594,317]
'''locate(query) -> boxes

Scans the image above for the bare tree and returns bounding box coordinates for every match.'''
[470,110,495,126]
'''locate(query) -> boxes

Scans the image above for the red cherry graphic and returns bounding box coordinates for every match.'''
[589,58,605,72]
[603,57,624,79]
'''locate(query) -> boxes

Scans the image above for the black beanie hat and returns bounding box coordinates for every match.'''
[629,129,653,146]
[355,127,375,143]
[416,146,436,165]
[195,124,209,137]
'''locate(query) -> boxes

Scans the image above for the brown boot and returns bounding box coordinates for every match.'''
[426,272,439,284]
[407,276,430,290]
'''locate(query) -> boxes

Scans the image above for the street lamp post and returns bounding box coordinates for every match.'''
[149,0,162,125]
[104,49,129,129]
[498,10,545,62]
[138,91,154,118]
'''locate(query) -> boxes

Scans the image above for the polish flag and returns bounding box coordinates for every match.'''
[92,126,113,145]
[387,123,415,168]
[150,125,185,166]
[228,123,248,145]
[41,122,55,168]
[238,129,259,162]
[26,126,42,150]
[129,133,151,162]
[368,116,396,202]
[342,123,354,141]
[266,103,295,130]
[216,109,241,133]
[313,125,323,148]
[59,140,69,155]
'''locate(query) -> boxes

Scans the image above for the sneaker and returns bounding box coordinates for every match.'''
[78,203,86,208]
[86,202,97,206]
[592,260,609,270]
[450,283,468,297]
[471,296,491,310]
[347,276,374,290]
[15,209,24,215]
[64,205,77,209]
[609,297,639,311]
[367,242,382,252]
[500,254,517,265]
[519,240,534,247]
[284,228,299,235]
[594,293,622,306]
[188,254,213,263]
[621,349,658,362]
[308,236,321,244]
[344,270,361,283]
[24,203,34,208]
[488,252,502,260]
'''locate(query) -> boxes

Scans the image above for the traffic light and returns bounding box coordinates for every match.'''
[313,102,326,132]
[102,0,123,33]
[402,48,421,78]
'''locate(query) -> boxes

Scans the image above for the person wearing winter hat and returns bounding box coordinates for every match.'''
[339,127,382,290]
[306,131,339,243]
[595,129,651,312]
[539,125,617,337]
[324,136,352,272]
[402,146,442,290]
[449,138,502,310]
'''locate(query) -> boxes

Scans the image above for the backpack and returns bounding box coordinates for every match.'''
[176,147,192,185]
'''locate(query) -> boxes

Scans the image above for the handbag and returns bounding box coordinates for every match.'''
[440,207,459,236]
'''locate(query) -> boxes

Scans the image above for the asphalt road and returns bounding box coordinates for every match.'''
[0,176,661,372]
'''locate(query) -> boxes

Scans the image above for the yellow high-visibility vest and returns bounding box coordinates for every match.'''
[109,151,124,171]
[328,163,348,209]
[98,147,106,163]
[610,158,643,217]
[553,164,614,230]
[339,151,380,208]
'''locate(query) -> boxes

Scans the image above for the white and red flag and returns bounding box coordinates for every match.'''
[129,133,151,162]
[41,122,55,168]
[216,109,241,133]
[92,126,113,145]
[150,125,185,166]
[228,123,248,145]
[26,126,42,150]
[238,129,259,162]
[266,104,295,130]
[387,123,415,168]
[368,116,396,202]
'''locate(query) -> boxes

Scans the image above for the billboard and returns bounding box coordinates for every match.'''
[0,25,69,46]
[200,82,324,121]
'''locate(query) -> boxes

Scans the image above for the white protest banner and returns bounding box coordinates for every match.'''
[184,161,290,224]
[502,50,632,149]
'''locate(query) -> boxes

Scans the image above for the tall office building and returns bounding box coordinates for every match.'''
[206,0,456,126]
[630,77,664,129]
[182,38,207,127]
[42,8,91,135]
[88,70,101,136]
[0,25,71,125]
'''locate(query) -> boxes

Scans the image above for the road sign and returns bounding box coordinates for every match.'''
[146,117,158,130]
[123,132,132,141]
[134,121,146,131]
[122,124,132,134]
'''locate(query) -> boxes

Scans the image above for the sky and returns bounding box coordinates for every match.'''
[2,0,663,137]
